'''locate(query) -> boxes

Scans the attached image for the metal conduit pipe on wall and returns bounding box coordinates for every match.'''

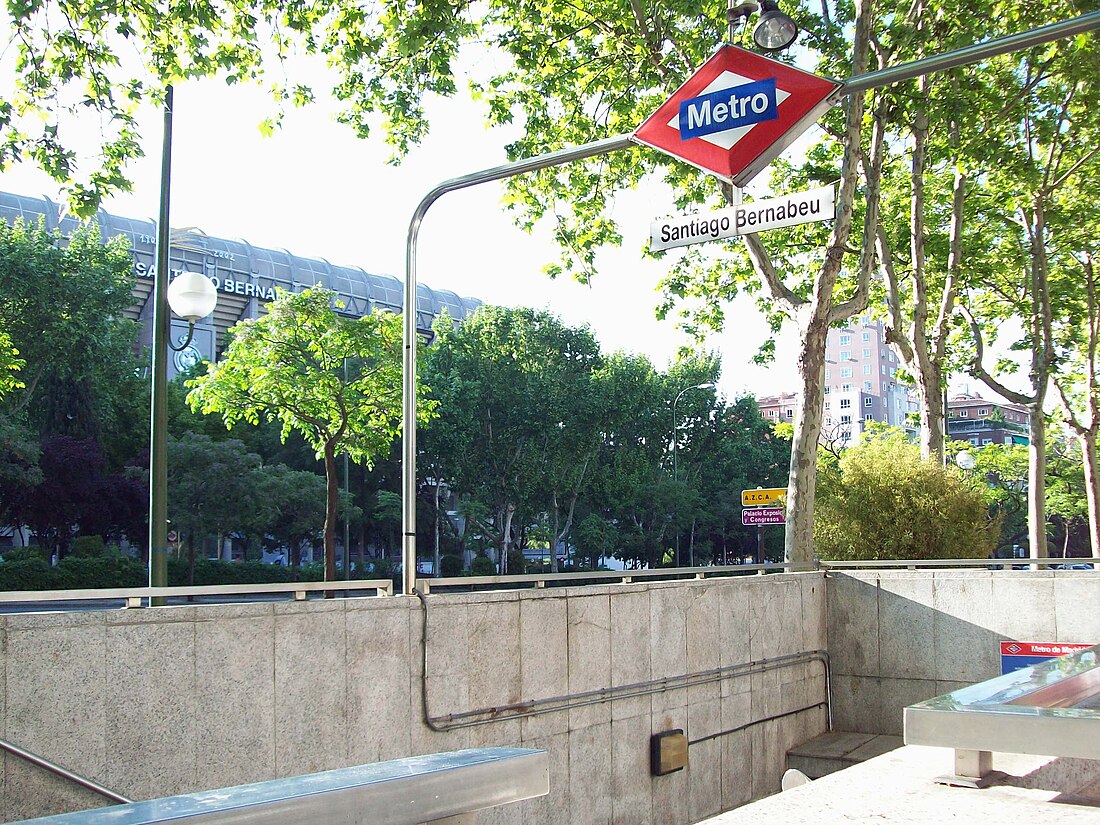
[413,590,831,733]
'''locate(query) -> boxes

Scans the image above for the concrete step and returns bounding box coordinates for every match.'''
[787,731,903,779]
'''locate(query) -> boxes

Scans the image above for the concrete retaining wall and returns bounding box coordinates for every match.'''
[827,569,1100,736]
[0,573,827,824]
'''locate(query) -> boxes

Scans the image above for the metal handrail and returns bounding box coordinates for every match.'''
[0,559,1090,609]
[0,578,393,606]
[817,558,1096,569]
[0,737,131,804]
[9,748,548,825]
[415,561,816,594]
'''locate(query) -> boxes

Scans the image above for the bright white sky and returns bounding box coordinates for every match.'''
[0,63,808,402]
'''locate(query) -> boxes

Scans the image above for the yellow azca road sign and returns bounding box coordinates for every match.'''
[742,487,786,507]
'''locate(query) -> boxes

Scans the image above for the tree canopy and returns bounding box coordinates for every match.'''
[187,286,429,580]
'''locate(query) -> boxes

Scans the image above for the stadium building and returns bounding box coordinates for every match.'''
[0,191,481,376]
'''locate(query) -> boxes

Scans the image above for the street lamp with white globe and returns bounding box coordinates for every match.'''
[956,450,977,471]
[148,266,218,600]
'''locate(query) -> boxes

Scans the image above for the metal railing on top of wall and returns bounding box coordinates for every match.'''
[0,559,1092,610]
[0,578,393,609]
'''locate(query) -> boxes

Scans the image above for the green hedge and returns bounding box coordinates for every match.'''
[0,556,340,591]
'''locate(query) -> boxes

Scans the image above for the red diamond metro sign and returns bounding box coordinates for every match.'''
[633,45,842,186]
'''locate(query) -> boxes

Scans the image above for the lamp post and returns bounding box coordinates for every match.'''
[672,382,715,566]
[727,0,799,51]
[148,85,218,601]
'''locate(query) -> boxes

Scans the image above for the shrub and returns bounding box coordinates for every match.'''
[0,557,52,590]
[506,549,526,576]
[469,555,496,576]
[55,556,146,589]
[71,535,107,558]
[3,546,49,564]
[440,554,463,577]
[814,430,999,561]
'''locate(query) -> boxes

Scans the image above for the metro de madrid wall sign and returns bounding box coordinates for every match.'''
[633,45,843,186]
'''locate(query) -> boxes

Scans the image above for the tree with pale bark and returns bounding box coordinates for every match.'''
[959,28,1100,560]
[187,287,426,582]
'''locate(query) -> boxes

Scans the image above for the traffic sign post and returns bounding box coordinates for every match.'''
[741,487,786,507]
[743,508,786,526]
[633,45,842,186]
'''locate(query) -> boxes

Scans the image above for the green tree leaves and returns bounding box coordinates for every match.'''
[815,429,998,560]
[187,286,424,580]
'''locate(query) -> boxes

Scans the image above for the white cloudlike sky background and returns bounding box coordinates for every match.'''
[0,54,819,402]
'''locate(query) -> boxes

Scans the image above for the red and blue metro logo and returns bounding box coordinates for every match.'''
[679,77,778,139]
[634,45,842,186]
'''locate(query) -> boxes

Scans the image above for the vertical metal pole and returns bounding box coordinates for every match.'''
[344,452,351,581]
[402,134,635,595]
[672,398,679,567]
[756,526,764,566]
[344,358,352,582]
[148,84,174,604]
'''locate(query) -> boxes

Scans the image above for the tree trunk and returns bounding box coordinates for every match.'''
[918,365,945,460]
[1027,403,1048,559]
[323,439,338,583]
[187,529,196,586]
[785,312,830,563]
[500,503,515,574]
[1081,433,1100,559]
[550,490,560,573]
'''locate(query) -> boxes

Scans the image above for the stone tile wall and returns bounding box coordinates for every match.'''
[827,570,1100,736]
[0,572,828,824]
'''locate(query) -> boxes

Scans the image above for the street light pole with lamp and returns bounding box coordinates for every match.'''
[147,85,218,600]
[672,382,716,566]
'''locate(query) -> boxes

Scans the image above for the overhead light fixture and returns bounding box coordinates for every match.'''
[752,0,799,51]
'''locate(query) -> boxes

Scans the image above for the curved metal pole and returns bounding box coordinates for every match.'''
[400,10,1100,596]
[841,10,1100,95]
[402,134,636,594]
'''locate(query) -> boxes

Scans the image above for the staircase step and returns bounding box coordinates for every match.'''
[787,732,903,779]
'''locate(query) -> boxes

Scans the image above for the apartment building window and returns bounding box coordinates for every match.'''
[769,410,777,417]
[864,397,873,407]
[978,408,988,415]
[786,409,794,418]
[842,383,851,392]
[960,410,968,417]
[839,334,851,345]
[840,398,851,409]
[882,383,888,393]
[864,413,874,421]
[969,438,980,445]
[982,438,994,445]
[862,347,871,358]
[824,401,831,410]
[841,367,853,378]
[889,352,895,362]
[823,386,830,394]
[840,350,851,360]
[825,368,830,380]
[881,364,887,375]
[864,381,872,390]
[862,332,871,342]
[863,364,872,375]
[840,415,852,425]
